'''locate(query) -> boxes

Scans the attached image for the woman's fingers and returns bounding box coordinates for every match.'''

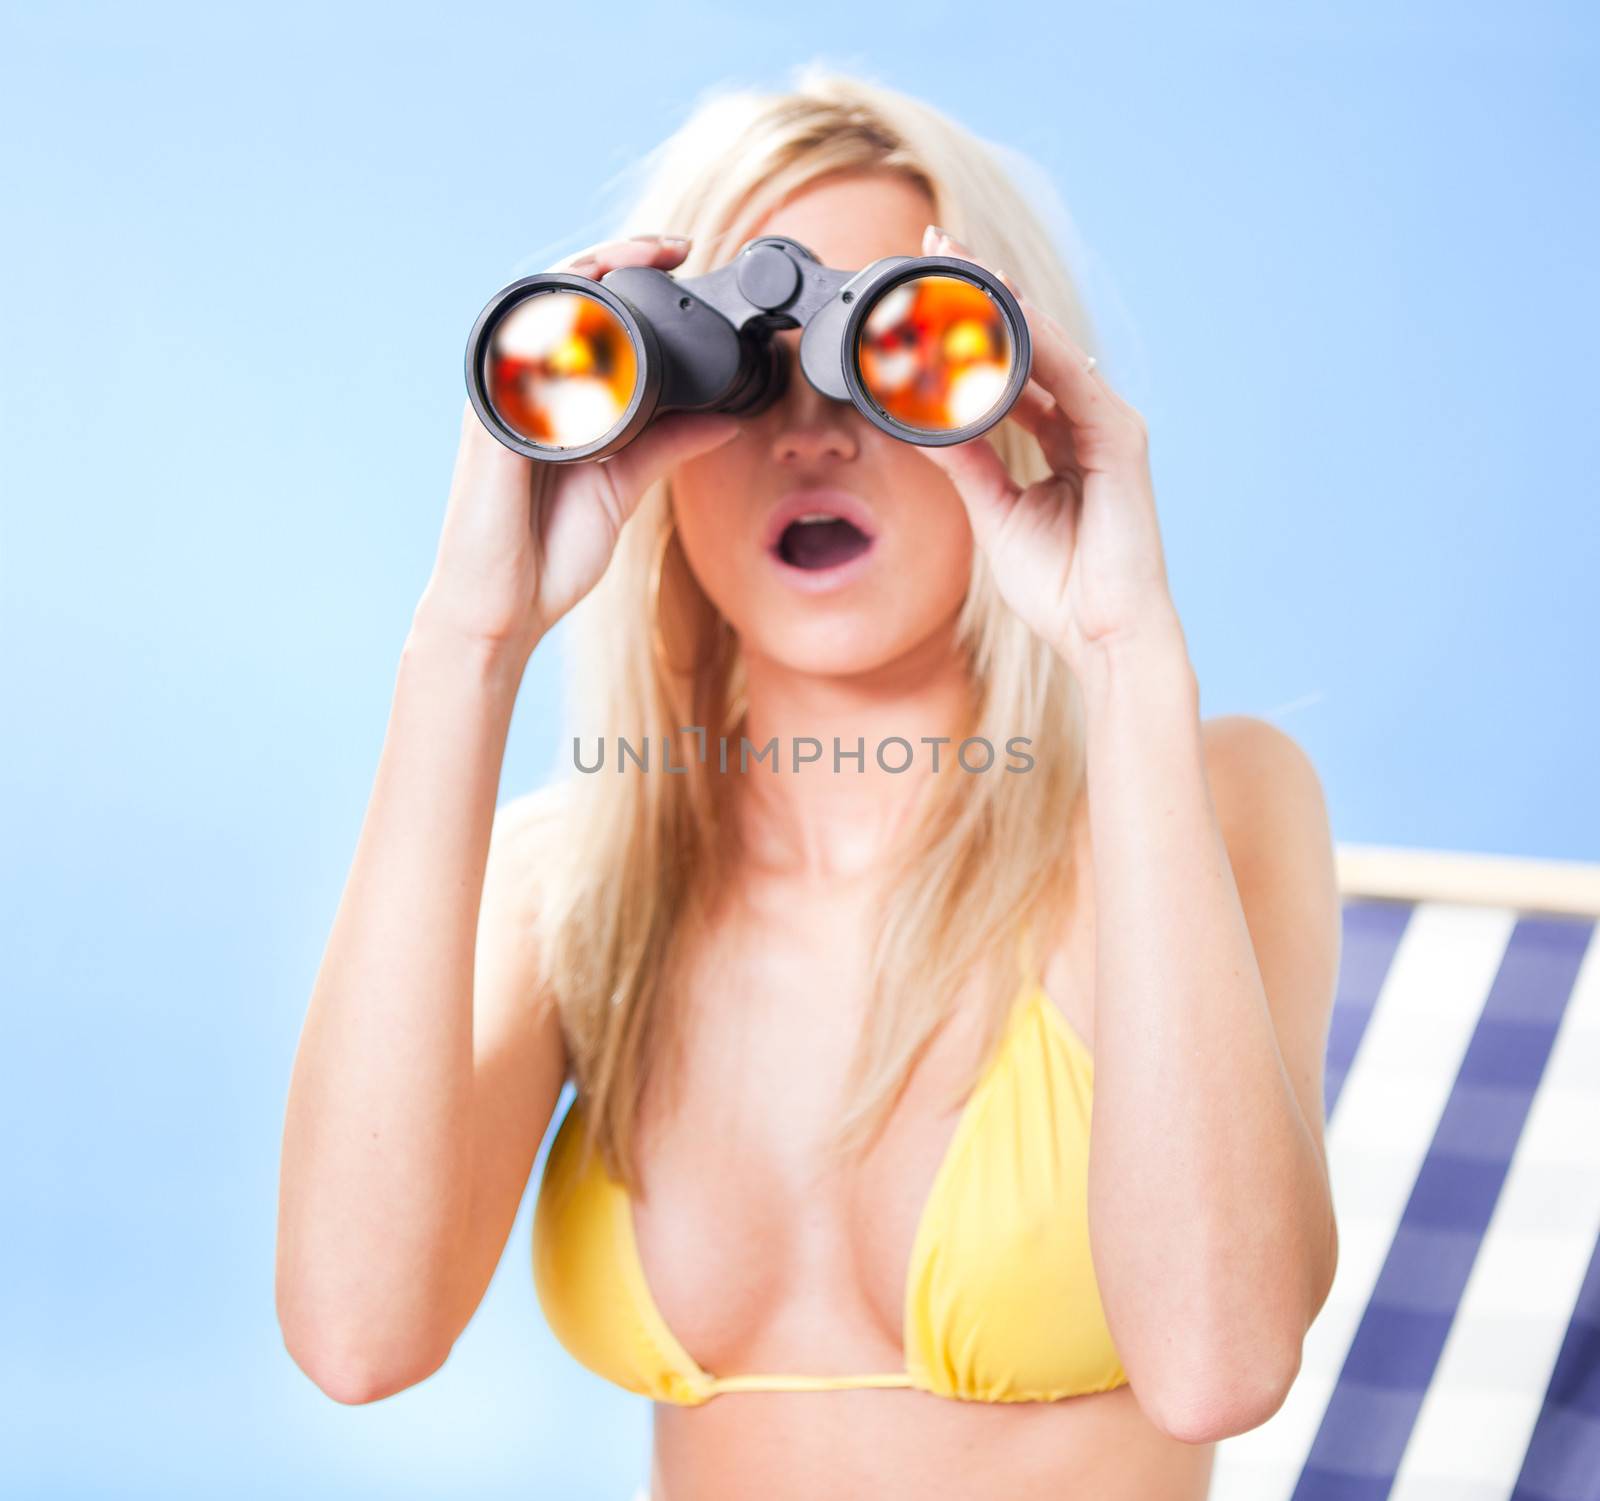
[451,396,532,505]
[1012,292,1143,464]
[1005,379,1081,476]
[542,233,735,525]
[556,232,691,280]
[599,411,741,522]
[921,224,1143,470]
[919,429,1023,550]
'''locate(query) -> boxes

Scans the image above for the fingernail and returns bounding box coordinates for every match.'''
[660,234,690,248]
[930,225,956,247]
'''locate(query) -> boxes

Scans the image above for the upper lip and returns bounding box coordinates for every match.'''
[760,486,881,554]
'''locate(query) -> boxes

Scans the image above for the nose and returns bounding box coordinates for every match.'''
[771,417,858,467]
[768,338,859,467]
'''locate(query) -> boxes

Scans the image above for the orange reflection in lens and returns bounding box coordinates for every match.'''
[485,290,639,448]
[855,274,1013,433]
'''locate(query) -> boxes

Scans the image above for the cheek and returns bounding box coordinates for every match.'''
[896,503,975,632]
[887,458,975,615]
[665,444,756,616]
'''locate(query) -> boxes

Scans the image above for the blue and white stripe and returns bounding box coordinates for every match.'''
[1215,900,1600,1501]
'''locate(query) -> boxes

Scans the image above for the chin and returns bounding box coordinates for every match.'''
[740,613,921,680]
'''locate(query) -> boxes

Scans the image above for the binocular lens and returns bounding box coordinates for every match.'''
[855,273,1015,435]
[483,289,640,449]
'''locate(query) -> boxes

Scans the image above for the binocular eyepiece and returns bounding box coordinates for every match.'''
[464,235,1032,463]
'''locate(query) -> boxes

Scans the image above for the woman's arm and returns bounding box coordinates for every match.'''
[274,618,565,1405]
[1079,626,1340,1445]
[915,224,1341,1447]
[273,232,741,1405]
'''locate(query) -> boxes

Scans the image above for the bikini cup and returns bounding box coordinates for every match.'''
[531,957,1128,1405]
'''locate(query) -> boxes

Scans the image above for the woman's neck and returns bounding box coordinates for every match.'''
[732,627,973,886]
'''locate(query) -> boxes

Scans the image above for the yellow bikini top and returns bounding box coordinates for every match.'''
[531,938,1128,1405]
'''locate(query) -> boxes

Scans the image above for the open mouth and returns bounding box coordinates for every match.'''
[774,513,875,571]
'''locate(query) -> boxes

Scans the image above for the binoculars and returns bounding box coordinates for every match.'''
[464,234,1032,463]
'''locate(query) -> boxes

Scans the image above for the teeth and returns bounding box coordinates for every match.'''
[795,512,839,524]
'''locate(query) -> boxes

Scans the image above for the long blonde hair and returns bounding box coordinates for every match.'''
[517,62,1102,1189]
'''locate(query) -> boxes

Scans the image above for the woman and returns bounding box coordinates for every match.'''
[276,67,1343,1501]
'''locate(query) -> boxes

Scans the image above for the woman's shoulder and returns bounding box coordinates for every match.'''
[1198,714,1331,869]
[482,780,582,934]
[1199,714,1323,800]
[489,780,579,873]
[494,778,578,837]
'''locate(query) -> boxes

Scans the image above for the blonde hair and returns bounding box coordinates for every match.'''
[517,62,1102,1190]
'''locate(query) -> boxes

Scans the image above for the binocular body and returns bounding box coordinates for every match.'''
[464,235,1031,463]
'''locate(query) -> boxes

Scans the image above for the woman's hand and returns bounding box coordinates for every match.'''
[415,233,741,665]
[916,226,1184,681]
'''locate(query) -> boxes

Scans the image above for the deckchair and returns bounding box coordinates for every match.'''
[1215,845,1600,1500]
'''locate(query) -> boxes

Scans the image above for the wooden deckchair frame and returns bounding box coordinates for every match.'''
[1336,843,1600,918]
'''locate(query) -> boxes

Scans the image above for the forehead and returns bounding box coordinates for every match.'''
[721,169,935,272]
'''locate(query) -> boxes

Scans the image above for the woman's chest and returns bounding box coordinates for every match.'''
[625,908,1098,1374]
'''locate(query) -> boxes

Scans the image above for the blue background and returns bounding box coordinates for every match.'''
[2,1,1594,1496]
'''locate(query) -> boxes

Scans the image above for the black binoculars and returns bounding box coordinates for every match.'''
[464,234,1032,463]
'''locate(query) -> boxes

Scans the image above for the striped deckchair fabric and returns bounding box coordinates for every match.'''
[1214,844,1600,1501]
